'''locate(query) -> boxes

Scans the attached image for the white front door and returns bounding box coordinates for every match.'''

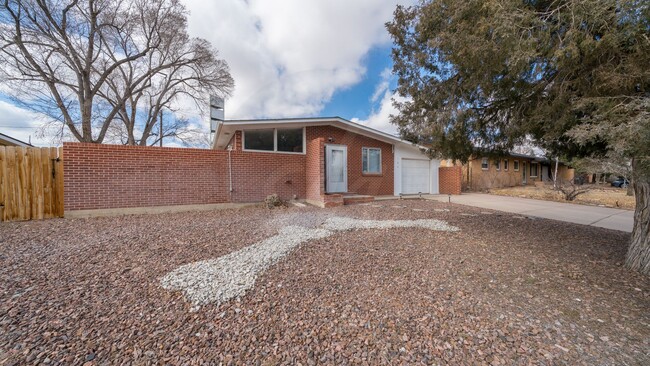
[401,159,430,194]
[326,145,347,193]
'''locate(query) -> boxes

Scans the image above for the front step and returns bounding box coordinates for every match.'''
[343,195,375,205]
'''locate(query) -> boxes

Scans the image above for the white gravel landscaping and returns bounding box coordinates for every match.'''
[161,216,460,307]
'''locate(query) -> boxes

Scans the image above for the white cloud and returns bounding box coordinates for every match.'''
[351,67,407,136]
[184,0,415,119]
[1,0,416,142]
[370,68,393,103]
[0,101,51,146]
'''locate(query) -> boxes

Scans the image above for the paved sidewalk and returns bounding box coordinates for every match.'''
[426,193,634,233]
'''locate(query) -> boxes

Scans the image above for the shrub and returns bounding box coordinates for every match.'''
[556,180,590,201]
[264,194,286,209]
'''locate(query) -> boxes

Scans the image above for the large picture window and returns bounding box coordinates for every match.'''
[362,147,382,174]
[277,128,303,152]
[243,129,274,151]
[530,163,539,177]
[243,128,304,153]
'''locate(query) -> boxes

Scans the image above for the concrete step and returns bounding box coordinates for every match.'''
[343,195,375,205]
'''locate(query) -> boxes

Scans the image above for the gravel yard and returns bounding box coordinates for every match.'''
[1,200,648,365]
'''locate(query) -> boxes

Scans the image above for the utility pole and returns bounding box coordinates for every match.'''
[159,111,163,147]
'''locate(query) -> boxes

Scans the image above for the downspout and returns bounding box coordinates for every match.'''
[228,147,233,201]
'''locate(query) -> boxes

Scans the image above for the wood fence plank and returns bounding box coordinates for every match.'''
[0,147,6,221]
[0,146,64,222]
[35,148,45,219]
[6,147,18,221]
[41,148,52,218]
[55,147,64,217]
[31,149,38,219]
[20,147,30,220]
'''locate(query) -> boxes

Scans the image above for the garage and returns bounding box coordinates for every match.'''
[401,158,430,194]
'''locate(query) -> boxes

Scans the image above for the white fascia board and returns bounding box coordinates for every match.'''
[214,117,410,149]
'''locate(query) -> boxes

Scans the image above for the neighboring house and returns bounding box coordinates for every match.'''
[442,152,575,191]
[0,132,32,147]
[212,117,450,206]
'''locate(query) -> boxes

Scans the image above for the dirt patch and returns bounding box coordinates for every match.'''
[490,185,636,210]
[0,201,648,365]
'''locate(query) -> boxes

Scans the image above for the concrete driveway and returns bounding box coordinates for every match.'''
[427,193,634,233]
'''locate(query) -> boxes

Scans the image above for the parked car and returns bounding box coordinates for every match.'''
[611,177,630,188]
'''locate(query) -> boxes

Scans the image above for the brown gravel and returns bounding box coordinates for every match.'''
[1,200,648,365]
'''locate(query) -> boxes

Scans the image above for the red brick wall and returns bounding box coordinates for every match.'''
[305,137,325,202]
[64,125,397,211]
[64,143,306,211]
[439,166,462,195]
[63,143,230,211]
[306,126,394,196]
[229,151,305,202]
[227,131,242,151]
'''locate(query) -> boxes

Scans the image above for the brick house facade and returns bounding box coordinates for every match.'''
[64,117,461,212]
[442,154,575,191]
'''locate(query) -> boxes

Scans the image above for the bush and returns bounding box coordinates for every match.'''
[264,194,286,209]
[556,180,590,201]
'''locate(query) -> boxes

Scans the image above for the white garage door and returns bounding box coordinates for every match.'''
[401,159,430,194]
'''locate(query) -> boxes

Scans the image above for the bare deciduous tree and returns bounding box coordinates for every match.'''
[0,0,233,144]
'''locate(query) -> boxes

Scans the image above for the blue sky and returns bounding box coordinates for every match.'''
[0,0,413,146]
[321,46,395,120]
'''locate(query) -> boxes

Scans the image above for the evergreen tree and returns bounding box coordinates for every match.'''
[387,0,650,274]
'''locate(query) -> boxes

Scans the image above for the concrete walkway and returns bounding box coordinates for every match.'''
[426,193,634,233]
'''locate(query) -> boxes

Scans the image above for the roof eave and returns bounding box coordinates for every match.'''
[213,117,411,149]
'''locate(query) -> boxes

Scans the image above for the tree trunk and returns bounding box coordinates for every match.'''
[625,174,650,275]
[553,157,559,189]
[80,94,94,142]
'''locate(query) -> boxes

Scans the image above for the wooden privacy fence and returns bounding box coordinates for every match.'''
[0,146,64,221]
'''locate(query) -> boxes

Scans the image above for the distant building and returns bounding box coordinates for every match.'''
[0,132,32,147]
[441,150,575,191]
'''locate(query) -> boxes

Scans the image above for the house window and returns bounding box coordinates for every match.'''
[362,147,382,174]
[481,157,489,170]
[504,160,509,171]
[495,160,501,171]
[243,128,304,153]
[277,128,303,152]
[243,129,274,151]
[513,160,520,171]
[530,163,539,177]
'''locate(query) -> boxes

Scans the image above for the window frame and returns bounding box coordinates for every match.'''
[530,162,539,177]
[513,160,520,171]
[495,160,501,171]
[242,127,306,154]
[481,157,489,170]
[504,159,509,171]
[362,147,382,174]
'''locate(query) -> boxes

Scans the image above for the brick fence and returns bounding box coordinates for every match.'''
[438,166,462,195]
[63,143,305,211]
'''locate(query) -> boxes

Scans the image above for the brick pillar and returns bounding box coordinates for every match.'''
[305,137,325,205]
[439,166,462,195]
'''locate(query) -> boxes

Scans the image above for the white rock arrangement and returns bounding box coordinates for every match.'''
[160,216,459,307]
